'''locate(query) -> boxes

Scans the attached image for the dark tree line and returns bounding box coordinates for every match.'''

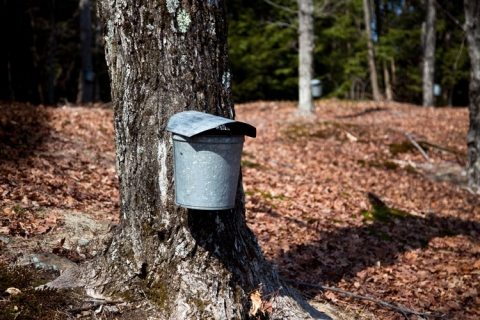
[0,0,474,107]
[0,0,109,105]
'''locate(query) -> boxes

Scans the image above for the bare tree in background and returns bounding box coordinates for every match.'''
[363,0,381,101]
[264,0,340,115]
[77,0,94,104]
[464,0,480,188]
[297,0,316,115]
[422,0,436,107]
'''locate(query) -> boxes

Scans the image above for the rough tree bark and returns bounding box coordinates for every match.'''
[47,1,328,319]
[77,0,94,104]
[464,0,480,187]
[362,0,381,101]
[297,0,315,116]
[422,0,436,107]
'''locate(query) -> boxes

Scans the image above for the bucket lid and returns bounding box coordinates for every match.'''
[166,111,256,138]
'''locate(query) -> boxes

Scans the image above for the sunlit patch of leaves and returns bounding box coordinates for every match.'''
[237,101,477,318]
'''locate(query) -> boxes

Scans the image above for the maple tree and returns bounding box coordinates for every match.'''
[33,0,324,319]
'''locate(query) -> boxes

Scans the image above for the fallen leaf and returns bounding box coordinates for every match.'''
[249,290,262,316]
[5,287,21,296]
[324,291,338,302]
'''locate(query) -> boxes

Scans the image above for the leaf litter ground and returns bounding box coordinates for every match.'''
[1,100,479,319]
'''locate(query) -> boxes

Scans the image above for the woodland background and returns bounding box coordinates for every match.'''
[0,0,471,106]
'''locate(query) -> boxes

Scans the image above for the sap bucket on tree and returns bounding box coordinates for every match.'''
[166,111,256,210]
[311,79,323,98]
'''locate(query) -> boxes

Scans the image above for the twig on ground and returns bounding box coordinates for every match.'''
[459,185,479,195]
[415,138,463,156]
[285,279,445,319]
[84,299,123,305]
[69,299,123,313]
[264,157,294,169]
[407,134,460,155]
[405,133,430,162]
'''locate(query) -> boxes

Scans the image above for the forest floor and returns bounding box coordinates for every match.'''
[0,100,479,319]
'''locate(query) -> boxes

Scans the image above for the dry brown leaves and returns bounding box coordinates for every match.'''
[1,100,479,319]
[236,100,480,319]
[0,102,119,238]
[249,285,278,318]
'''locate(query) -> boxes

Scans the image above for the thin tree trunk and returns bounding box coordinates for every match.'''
[77,0,94,104]
[297,0,315,116]
[422,0,436,107]
[373,0,392,101]
[464,0,480,187]
[48,0,55,105]
[383,60,393,101]
[391,58,396,85]
[47,1,328,318]
[363,0,381,101]
[94,11,102,102]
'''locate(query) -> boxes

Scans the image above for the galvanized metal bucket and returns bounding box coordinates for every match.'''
[167,111,256,210]
[311,79,323,98]
[172,133,244,210]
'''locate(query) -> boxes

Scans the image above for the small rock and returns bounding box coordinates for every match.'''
[5,287,21,296]
[78,239,89,247]
[0,235,9,244]
[18,252,76,271]
[105,305,119,313]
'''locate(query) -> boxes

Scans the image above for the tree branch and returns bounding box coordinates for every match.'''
[314,0,343,18]
[264,20,298,29]
[285,279,445,319]
[262,0,297,14]
[453,35,466,72]
[433,0,465,32]
[406,133,430,162]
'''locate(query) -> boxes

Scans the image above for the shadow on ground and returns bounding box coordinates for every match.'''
[335,106,387,119]
[270,206,479,282]
[0,102,51,161]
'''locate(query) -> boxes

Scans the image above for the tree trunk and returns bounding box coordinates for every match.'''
[297,0,315,116]
[383,60,393,101]
[363,0,381,101]
[47,1,328,318]
[391,58,396,86]
[464,0,480,187]
[77,0,94,104]
[422,0,436,107]
[48,0,55,105]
